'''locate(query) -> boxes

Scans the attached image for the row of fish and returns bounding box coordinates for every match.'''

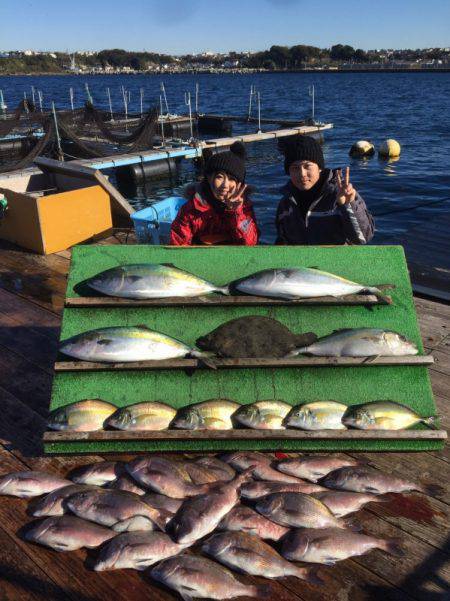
[48,398,437,432]
[84,263,392,301]
[2,452,439,600]
[59,323,418,363]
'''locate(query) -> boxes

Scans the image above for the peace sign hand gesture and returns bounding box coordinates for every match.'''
[224,183,247,211]
[336,167,357,205]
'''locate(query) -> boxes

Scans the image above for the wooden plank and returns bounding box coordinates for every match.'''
[0,288,61,334]
[43,428,447,443]
[65,293,391,308]
[54,355,435,372]
[200,123,333,148]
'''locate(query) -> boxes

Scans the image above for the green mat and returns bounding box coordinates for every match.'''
[46,245,441,453]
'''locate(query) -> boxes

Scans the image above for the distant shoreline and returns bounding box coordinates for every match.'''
[1,68,450,76]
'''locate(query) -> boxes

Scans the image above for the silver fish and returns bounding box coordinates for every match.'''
[59,326,207,363]
[66,488,169,531]
[320,466,435,495]
[312,491,385,517]
[47,399,117,431]
[218,504,289,541]
[31,484,99,517]
[232,400,292,429]
[223,451,302,484]
[86,263,228,299]
[150,555,264,600]
[341,401,436,430]
[125,456,209,499]
[69,461,124,486]
[22,515,115,551]
[284,401,347,430]
[203,532,319,582]
[281,528,404,564]
[292,328,418,357]
[166,468,253,545]
[276,455,360,482]
[93,531,189,571]
[231,267,384,300]
[0,471,71,498]
[105,401,176,431]
[240,480,326,499]
[194,456,236,481]
[255,492,350,529]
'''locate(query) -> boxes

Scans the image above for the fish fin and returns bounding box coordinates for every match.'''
[373,417,398,429]
[331,328,355,334]
[422,416,438,430]
[307,266,320,270]
[137,324,152,330]
[301,566,324,585]
[161,263,177,268]
[382,538,405,557]
[343,517,362,531]
[216,286,230,296]
[364,288,393,305]
[126,275,144,283]
[190,351,217,370]
[421,483,444,496]
[179,588,194,601]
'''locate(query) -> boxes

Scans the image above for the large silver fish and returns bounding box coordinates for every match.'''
[255,492,351,529]
[203,532,319,582]
[231,267,384,300]
[341,401,436,430]
[218,504,289,541]
[292,328,418,357]
[65,488,170,532]
[276,455,359,483]
[284,401,347,430]
[281,527,404,564]
[69,461,124,486]
[166,468,252,545]
[86,263,228,299]
[150,555,264,600]
[320,466,436,495]
[0,471,71,498]
[22,515,115,551]
[125,456,209,499]
[59,326,208,363]
[105,401,176,431]
[223,451,302,484]
[47,399,117,431]
[93,531,189,571]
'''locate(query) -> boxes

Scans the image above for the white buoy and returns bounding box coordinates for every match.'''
[379,139,401,158]
[349,140,375,157]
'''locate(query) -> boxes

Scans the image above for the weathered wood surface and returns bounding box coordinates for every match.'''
[0,237,449,600]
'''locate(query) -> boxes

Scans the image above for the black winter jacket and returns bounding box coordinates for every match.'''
[275,169,375,245]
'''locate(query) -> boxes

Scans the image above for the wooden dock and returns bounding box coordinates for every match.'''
[0,233,449,600]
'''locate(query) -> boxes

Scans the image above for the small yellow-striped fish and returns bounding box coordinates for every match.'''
[171,399,240,430]
[233,400,292,429]
[48,399,117,431]
[105,402,176,431]
[284,401,347,430]
[342,401,436,430]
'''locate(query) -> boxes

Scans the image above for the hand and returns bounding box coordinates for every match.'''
[336,167,357,205]
[223,183,247,211]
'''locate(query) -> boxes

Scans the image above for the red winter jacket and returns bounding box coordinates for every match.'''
[170,183,259,246]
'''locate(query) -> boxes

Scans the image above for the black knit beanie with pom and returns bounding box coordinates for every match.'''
[204,141,247,183]
[282,135,325,174]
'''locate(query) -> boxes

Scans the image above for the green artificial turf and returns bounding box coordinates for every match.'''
[46,245,442,453]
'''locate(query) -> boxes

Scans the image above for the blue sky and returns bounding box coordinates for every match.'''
[2,0,449,54]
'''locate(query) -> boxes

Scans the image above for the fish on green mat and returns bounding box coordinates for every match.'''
[47,399,117,432]
[85,263,229,299]
[105,401,176,431]
[341,401,437,430]
[291,328,418,357]
[171,399,240,430]
[232,400,292,429]
[59,326,212,363]
[230,267,390,301]
[284,400,347,430]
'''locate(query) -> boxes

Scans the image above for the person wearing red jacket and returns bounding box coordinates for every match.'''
[170,141,259,246]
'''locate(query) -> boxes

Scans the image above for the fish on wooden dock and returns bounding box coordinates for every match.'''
[276,455,359,483]
[0,471,71,498]
[22,516,115,551]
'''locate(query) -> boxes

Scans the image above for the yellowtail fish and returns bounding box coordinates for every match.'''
[232,400,292,429]
[150,555,265,600]
[59,326,208,363]
[22,515,115,551]
[105,401,176,431]
[292,328,418,357]
[203,532,320,582]
[284,401,347,430]
[230,267,386,300]
[281,528,404,565]
[47,399,117,431]
[276,455,360,483]
[0,471,71,498]
[341,401,436,430]
[86,263,229,299]
[171,399,240,430]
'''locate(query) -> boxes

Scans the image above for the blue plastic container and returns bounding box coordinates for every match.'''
[131,196,186,244]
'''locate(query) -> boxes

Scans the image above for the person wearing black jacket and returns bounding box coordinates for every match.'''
[275,136,374,245]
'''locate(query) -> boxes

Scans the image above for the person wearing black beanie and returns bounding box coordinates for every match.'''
[170,141,259,245]
[276,135,374,245]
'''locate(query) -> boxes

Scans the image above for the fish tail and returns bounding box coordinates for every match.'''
[190,350,217,370]
[420,483,444,496]
[249,585,271,598]
[365,287,393,305]
[381,537,405,557]
[293,565,324,584]
[215,285,230,296]
[422,416,438,430]
[236,466,257,485]
[286,348,303,357]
